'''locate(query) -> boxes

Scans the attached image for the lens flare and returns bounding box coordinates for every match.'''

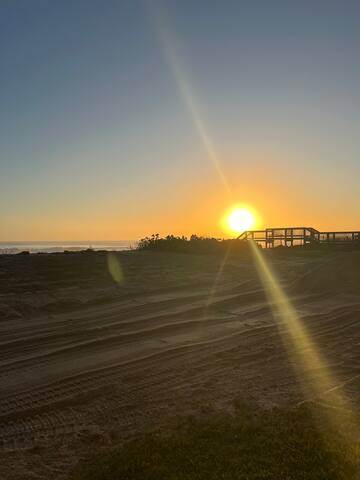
[148,3,231,195]
[205,246,232,309]
[249,240,358,440]
[107,252,124,285]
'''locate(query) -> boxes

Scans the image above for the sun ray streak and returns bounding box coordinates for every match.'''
[205,246,232,310]
[149,3,231,194]
[249,240,359,439]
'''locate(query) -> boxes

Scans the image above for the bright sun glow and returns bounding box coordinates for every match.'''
[227,208,255,234]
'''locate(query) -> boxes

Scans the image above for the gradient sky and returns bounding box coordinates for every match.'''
[1,0,360,240]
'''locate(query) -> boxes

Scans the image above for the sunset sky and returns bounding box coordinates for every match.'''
[1,0,360,240]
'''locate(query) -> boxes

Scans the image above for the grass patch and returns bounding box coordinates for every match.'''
[71,404,360,480]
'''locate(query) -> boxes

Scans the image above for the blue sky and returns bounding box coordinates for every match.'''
[1,0,359,239]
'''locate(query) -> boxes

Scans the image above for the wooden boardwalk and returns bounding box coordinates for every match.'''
[238,227,360,248]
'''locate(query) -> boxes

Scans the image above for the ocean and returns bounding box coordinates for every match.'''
[0,240,136,254]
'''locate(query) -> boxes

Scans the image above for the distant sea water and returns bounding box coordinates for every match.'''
[0,240,136,254]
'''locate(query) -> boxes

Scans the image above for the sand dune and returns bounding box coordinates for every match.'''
[0,250,359,479]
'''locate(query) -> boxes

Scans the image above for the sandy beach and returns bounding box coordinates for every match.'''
[1,249,360,479]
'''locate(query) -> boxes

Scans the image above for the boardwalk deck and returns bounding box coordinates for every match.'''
[238,227,360,248]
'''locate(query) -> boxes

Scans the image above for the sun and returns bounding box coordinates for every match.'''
[226,207,255,234]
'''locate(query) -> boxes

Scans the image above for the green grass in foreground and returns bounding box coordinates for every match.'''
[71,404,360,480]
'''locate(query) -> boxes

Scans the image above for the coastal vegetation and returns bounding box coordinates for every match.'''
[137,234,250,254]
[71,403,360,480]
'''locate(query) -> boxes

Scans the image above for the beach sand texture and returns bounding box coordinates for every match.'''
[0,250,359,479]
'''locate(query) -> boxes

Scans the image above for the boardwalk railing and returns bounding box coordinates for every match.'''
[238,227,360,248]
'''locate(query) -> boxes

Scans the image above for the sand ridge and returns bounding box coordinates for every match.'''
[0,250,359,479]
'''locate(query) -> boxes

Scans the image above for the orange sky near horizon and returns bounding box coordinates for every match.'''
[3,162,358,241]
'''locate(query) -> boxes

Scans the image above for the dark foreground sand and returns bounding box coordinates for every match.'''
[0,249,360,479]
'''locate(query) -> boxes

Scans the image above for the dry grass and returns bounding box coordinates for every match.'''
[71,403,360,480]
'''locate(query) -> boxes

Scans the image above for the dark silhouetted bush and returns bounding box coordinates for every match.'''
[137,234,251,254]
